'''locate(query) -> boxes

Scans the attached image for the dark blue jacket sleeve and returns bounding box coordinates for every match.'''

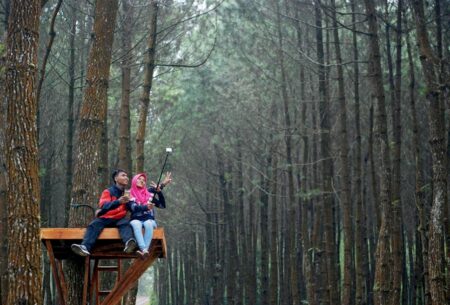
[127,201,150,213]
[149,189,166,208]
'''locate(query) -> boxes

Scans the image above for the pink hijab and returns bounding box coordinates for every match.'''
[130,173,154,204]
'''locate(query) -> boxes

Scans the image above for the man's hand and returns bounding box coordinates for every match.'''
[118,196,130,204]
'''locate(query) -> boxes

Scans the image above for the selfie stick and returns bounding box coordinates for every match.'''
[156,147,172,188]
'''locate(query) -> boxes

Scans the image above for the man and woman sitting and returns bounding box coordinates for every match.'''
[71,169,172,258]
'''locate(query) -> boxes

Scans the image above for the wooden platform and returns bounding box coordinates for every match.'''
[41,227,167,305]
[41,227,167,259]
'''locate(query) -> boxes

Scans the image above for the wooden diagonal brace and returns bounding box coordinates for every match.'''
[45,240,67,305]
[100,251,159,305]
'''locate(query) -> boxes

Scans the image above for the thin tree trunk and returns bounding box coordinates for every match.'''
[136,0,158,173]
[216,146,238,305]
[117,0,133,174]
[119,4,136,302]
[273,1,299,304]
[4,1,43,304]
[366,104,376,305]
[329,1,353,304]
[36,0,62,102]
[236,141,246,305]
[350,0,367,304]
[259,158,270,305]
[269,150,279,305]
[315,4,338,305]
[390,2,403,304]
[363,1,393,304]
[65,2,77,226]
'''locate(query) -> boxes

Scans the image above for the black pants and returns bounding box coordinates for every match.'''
[81,217,133,251]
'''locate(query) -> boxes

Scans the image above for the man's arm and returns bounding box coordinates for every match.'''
[95,189,121,217]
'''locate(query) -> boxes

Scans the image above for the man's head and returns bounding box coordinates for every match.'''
[112,169,129,188]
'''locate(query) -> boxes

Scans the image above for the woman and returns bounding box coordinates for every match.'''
[128,172,170,257]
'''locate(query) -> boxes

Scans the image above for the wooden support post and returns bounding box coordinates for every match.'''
[82,256,90,305]
[90,259,99,305]
[56,260,68,302]
[45,240,67,305]
[101,251,159,305]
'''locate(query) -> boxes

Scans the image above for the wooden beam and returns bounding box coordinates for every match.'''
[100,249,159,305]
[82,257,90,305]
[56,260,68,302]
[45,240,67,305]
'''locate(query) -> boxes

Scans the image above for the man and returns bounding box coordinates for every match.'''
[71,169,137,256]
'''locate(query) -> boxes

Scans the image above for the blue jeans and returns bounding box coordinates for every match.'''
[81,217,133,251]
[130,219,156,251]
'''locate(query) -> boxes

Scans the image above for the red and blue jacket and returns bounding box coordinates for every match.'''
[97,185,128,219]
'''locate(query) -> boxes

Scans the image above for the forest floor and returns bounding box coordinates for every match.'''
[136,296,149,305]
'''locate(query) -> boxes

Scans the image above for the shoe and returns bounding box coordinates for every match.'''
[136,250,145,259]
[71,244,90,256]
[142,249,149,258]
[124,239,137,253]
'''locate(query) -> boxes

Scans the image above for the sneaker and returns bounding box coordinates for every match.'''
[142,249,149,258]
[71,244,90,256]
[136,250,145,259]
[124,239,137,253]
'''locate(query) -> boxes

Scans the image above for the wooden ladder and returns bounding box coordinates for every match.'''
[91,259,123,305]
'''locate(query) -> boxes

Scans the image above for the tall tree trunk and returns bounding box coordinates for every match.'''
[65,1,77,226]
[363,1,393,304]
[236,141,245,305]
[136,0,158,173]
[0,7,9,303]
[269,149,279,305]
[405,25,430,305]
[65,1,119,304]
[117,0,133,174]
[350,0,368,304]
[366,104,376,305]
[329,1,353,304]
[410,1,448,304]
[216,146,238,305]
[273,1,299,304]
[246,175,257,305]
[120,2,136,304]
[315,4,338,305]
[4,1,43,304]
[389,2,404,305]
[259,157,270,305]
[300,94,315,305]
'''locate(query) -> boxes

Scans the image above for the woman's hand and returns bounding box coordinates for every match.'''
[162,172,172,186]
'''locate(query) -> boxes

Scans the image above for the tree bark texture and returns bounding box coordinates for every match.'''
[389,2,404,305]
[4,1,43,305]
[329,1,353,304]
[0,18,9,305]
[315,4,338,305]
[118,0,133,174]
[410,1,448,304]
[65,1,119,304]
[136,0,158,173]
[65,2,77,226]
[363,1,393,304]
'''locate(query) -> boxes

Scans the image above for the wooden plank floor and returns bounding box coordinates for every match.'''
[41,227,167,260]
